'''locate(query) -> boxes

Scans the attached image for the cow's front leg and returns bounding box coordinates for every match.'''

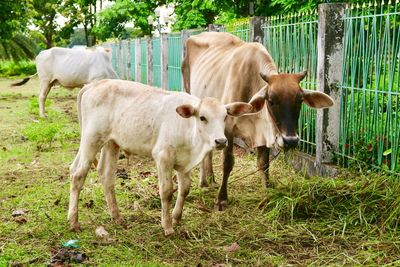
[199,152,216,187]
[98,141,124,225]
[257,146,270,188]
[155,150,175,236]
[172,171,191,225]
[215,136,234,211]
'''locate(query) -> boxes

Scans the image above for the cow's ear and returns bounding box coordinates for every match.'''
[260,72,276,84]
[176,104,196,118]
[303,90,334,109]
[225,102,253,116]
[248,88,266,113]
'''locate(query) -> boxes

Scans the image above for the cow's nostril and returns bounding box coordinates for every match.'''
[215,138,227,146]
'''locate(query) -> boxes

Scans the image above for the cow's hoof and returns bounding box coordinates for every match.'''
[69,223,81,232]
[199,181,209,188]
[164,228,175,236]
[113,216,126,226]
[172,217,181,226]
[214,200,228,211]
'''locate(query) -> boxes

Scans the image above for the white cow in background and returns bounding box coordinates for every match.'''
[12,47,118,117]
[68,79,259,236]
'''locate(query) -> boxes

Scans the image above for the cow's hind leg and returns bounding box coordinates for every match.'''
[172,171,191,225]
[38,79,52,118]
[97,141,124,225]
[215,135,234,211]
[257,146,270,188]
[154,149,175,236]
[199,152,216,187]
[68,140,100,231]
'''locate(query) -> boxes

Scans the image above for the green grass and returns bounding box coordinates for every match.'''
[1,78,400,266]
[0,61,36,78]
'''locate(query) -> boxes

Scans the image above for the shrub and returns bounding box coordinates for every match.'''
[23,121,63,151]
[28,97,52,115]
[0,60,36,77]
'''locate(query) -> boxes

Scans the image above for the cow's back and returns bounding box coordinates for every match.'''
[36,47,117,88]
[184,32,277,103]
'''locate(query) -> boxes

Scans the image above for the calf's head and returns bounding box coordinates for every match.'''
[176,97,252,150]
[249,71,334,150]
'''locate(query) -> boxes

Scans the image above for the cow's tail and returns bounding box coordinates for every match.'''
[11,73,38,86]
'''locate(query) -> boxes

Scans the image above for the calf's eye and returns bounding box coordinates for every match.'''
[200,116,207,123]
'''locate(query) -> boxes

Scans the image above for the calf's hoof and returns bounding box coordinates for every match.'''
[214,200,228,211]
[113,216,126,227]
[172,217,181,226]
[164,228,175,236]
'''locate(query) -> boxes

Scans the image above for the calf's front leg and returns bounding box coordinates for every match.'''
[155,150,175,236]
[257,146,270,188]
[172,171,191,225]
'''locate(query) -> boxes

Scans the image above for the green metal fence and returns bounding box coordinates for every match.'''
[140,39,148,84]
[121,40,129,80]
[263,11,319,155]
[167,33,182,91]
[152,37,161,87]
[339,2,400,172]
[223,18,250,41]
[129,40,135,81]
[110,42,120,78]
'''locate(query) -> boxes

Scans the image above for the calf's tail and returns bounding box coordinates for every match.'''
[11,73,38,86]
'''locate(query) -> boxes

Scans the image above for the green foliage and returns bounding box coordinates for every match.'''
[0,34,38,61]
[0,1,30,40]
[23,120,63,151]
[28,97,51,116]
[0,60,36,78]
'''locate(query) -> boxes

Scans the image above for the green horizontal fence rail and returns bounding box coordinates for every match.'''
[167,33,182,91]
[129,40,135,81]
[263,11,319,155]
[339,2,400,172]
[140,39,148,84]
[152,37,161,87]
[223,18,250,41]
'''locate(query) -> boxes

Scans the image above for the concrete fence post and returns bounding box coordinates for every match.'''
[119,40,124,78]
[208,24,224,32]
[160,33,168,90]
[147,37,153,85]
[315,3,346,167]
[126,40,131,80]
[135,38,141,83]
[181,30,189,90]
[250,16,265,43]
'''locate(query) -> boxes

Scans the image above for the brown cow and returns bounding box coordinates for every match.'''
[182,32,334,210]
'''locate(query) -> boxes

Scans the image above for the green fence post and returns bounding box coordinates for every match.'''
[316,3,347,168]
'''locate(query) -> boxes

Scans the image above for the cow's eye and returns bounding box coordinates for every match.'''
[200,116,207,123]
[268,99,275,106]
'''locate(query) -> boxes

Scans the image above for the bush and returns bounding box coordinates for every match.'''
[23,120,63,151]
[0,60,36,77]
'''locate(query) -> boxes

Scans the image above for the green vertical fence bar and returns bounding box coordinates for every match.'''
[111,42,120,77]
[339,1,400,172]
[140,39,148,84]
[167,33,182,91]
[121,41,128,79]
[263,11,319,155]
[152,37,161,87]
[129,40,135,81]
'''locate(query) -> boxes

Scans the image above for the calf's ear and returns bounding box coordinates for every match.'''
[248,88,266,113]
[225,102,253,116]
[176,104,196,118]
[303,90,334,109]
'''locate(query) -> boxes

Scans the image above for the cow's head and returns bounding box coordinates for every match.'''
[248,71,334,150]
[176,97,253,150]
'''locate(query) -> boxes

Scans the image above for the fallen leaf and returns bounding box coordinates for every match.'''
[14,217,27,224]
[10,260,23,267]
[95,226,109,238]
[224,242,240,253]
[139,171,152,178]
[84,200,94,209]
[195,202,211,213]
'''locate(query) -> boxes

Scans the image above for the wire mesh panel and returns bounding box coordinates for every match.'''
[140,39,148,84]
[152,37,161,87]
[167,33,182,91]
[263,11,319,155]
[222,18,250,41]
[129,40,135,81]
[339,2,400,172]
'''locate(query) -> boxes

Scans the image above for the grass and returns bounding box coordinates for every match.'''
[1,78,400,266]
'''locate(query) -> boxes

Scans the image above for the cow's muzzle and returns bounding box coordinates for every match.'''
[282,136,299,150]
[215,138,228,150]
